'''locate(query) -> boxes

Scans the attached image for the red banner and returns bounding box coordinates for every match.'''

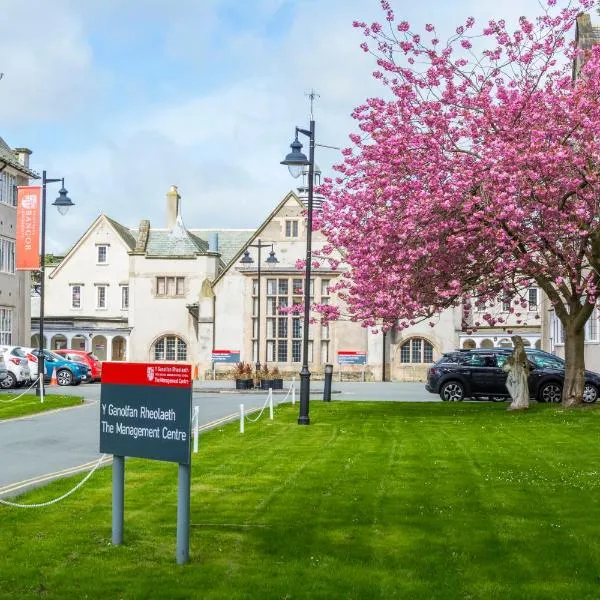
[16,186,41,270]
[102,362,192,388]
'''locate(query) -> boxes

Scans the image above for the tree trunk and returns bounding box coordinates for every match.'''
[562,324,585,407]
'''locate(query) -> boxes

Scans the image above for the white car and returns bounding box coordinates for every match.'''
[0,346,31,389]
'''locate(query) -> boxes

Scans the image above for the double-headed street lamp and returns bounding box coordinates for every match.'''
[37,171,74,397]
[281,118,315,426]
[240,239,278,374]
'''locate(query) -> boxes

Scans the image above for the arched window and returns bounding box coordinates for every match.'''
[153,335,187,361]
[399,338,434,363]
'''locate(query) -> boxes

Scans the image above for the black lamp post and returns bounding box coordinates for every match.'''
[37,171,74,397]
[281,120,315,425]
[240,239,278,374]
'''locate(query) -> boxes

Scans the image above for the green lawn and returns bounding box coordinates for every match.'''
[0,392,83,420]
[2,401,600,599]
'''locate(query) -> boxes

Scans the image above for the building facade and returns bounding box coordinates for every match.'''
[0,137,37,346]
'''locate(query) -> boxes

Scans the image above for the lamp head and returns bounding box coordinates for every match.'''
[240,250,254,264]
[281,134,309,179]
[52,180,74,216]
[266,249,278,264]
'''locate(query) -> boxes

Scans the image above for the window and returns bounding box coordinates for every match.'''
[321,279,330,297]
[97,245,108,264]
[0,308,12,344]
[528,288,538,311]
[153,335,187,361]
[586,308,598,342]
[96,285,107,309]
[399,337,434,363]
[285,220,299,237]
[156,276,185,297]
[292,340,302,362]
[71,285,81,309]
[502,295,511,312]
[0,173,17,206]
[0,237,15,274]
[321,340,329,363]
[121,285,129,310]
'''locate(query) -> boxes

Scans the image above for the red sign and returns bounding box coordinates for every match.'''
[102,362,192,388]
[16,186,41,270]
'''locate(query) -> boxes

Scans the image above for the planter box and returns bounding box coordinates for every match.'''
[235,379,254,390]
[260,378,283,390]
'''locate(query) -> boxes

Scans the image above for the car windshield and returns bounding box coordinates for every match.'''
[12,347,27,358]
[88,353,100,362]
[529,353,565,369]
[69,355,86,363]
[48,351,64,361]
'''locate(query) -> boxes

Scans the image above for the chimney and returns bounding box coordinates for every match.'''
[14,147,32,168]
[166,185,180,229]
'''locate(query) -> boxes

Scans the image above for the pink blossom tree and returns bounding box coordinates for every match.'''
[317,0,600,406]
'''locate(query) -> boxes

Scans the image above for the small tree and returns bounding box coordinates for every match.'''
[318,0,600,406]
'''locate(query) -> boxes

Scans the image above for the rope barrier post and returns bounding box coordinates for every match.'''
[177,462,191,565]
[292,377,296,405]
[193,406,199,454]
[323,364,333,402]
[39,376,44,404]
[269,388,273,420]
[240,404,244,433]
[112,455,124,545]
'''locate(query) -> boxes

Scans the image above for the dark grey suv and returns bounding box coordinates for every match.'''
[425,348,600,403]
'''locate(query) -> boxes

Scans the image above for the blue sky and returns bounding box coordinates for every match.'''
[0,0,563,252]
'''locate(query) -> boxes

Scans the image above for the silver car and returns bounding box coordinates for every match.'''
[0,346,31,389]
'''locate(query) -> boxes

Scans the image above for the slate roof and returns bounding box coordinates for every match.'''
[190,229,254,265]
[0,136,39,178]
[105,215,136,250]
[143,215,209,257]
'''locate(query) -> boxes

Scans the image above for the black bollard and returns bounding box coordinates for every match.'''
[323,364,333,402]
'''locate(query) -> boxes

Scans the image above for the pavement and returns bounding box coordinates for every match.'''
[0,380,435,498]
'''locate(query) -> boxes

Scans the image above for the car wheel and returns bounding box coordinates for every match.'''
[0,372,16,389]
[583,383,598,404]
[440,381,465,402]
[57,369,73,386]
[539,382,562,403]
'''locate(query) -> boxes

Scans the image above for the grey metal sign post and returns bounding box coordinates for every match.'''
[100,362,192,564]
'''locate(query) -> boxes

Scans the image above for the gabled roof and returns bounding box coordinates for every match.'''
[105,215,136,250]
[0,136,39,178]
[49,214,135,279]
[212,191,305,285]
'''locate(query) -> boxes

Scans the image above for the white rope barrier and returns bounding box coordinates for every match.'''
[0,454,109,508]
[192,405,199,454]
[0,377,42,403]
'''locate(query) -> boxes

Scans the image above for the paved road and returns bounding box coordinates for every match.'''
[0,381,435,497]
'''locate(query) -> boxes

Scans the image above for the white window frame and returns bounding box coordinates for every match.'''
[0,172,17,206]
[0,308,12,344]
[285,220,299,238]
[586,308,599,343]
[97,245,108,264]
[528,288,539,311]
[96,285,108,309]
[0,237,15,274]
[121,285,129,310]
[71,284,82,309]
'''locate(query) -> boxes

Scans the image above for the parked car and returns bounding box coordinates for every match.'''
[20,348,90,386]
[53,349,102,382]
[0,346,32,389]
[425,348,600,403]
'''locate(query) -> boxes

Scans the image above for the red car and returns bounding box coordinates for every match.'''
[53,349,102,382]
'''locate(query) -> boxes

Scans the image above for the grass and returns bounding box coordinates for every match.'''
[0,392,83,420]
[2,401,600,599]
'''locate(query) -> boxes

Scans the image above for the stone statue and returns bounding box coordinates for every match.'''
[503,335,530,411]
